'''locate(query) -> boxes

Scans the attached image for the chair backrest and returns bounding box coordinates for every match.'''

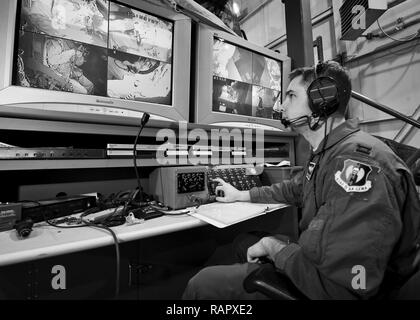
[374,136,420,185]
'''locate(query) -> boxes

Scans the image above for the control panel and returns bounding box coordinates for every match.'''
[149,165,262,209]
[177,172,206,194]
[207,166,262,196]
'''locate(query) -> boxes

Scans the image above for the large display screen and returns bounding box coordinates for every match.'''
[212,37,282,120]
[13,0,174,105]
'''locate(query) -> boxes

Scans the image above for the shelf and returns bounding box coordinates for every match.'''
[0,158,165,171]
[0,109,297,171]
[0,107,298,138]
[0,156,293,171]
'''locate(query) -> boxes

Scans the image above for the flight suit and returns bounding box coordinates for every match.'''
[183,119,420,300]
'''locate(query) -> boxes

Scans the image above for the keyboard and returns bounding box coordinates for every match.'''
[207,166,262,196]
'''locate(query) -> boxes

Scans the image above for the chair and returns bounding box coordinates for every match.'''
[374,136,420,185]
[243,263,308,300]
[243,257,420,300]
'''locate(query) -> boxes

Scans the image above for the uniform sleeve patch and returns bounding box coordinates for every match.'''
[335,159,373,192]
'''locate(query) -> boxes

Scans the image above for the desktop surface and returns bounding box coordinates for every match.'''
[0,202,289,267]
[0,213,204,267]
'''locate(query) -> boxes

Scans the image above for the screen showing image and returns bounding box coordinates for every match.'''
[13,0,174,105]
[213,39,252,83]
[20,0,109,48]
[212,37,282,120]
[252,55,282,91]
[16,31,108,95]
[107,50,171,104]
[212,76,252,116]
[108,2,173,63]
[251,86,280,120]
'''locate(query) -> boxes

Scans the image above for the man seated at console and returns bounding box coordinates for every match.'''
[183,61,420,300]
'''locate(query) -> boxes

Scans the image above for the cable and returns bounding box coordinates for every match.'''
[19,200,121,299]
[79,210,121,300]
[377,19,420,42]
[82,220,120,300]
[240,29,248,40]
[52,208,121,299]
[18,200,87,229]
[311,113,332,212]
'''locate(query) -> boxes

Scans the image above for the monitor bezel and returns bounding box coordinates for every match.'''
[194,23,292,131]
[0,0,191,124]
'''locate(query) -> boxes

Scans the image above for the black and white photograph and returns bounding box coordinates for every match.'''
[213,37,253,84]
[15,31,108,95]
[108,2,173,63]
[1,0,419,307]
[20,0,110,48]
[107,50,172,104]
[212,76,252,116]
[251,85,280,119]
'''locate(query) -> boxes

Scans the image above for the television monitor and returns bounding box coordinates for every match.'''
[193,24,292,131]
[0,0,191,124]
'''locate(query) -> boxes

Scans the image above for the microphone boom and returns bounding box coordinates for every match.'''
[279,111,309,128]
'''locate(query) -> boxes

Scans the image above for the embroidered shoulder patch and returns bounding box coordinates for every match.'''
[334,159,373,192]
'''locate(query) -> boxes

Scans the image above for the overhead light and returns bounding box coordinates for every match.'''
[232,1,241,16]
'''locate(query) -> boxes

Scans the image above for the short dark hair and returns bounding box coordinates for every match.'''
[289,61,352,116]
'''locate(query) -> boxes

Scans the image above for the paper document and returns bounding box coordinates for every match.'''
[265,161,291,167]
[0,142,18,148]
[188,202,286,228]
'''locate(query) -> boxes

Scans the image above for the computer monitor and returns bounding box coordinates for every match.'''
[0,0,191,124]
[193,24,292,131]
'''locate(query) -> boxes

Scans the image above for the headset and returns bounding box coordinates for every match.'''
[307,62,341,119]
[280,61,346,130]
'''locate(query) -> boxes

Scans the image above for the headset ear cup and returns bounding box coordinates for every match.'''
[307,77,339,117]
[307,79,322,116]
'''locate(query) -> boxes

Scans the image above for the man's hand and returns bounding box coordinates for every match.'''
[212,178,251,203]
[247,237,287,263]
